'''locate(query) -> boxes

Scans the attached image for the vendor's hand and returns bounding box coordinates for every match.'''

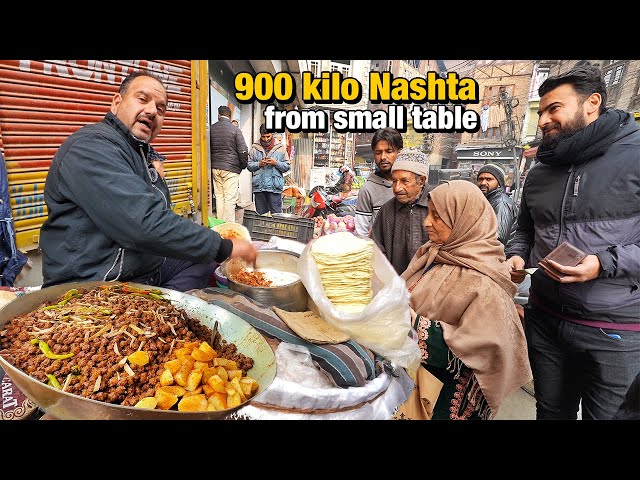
[540,254,602,283]
[506,255,526,283]
[265,157,276,166]
[229,239,258,267]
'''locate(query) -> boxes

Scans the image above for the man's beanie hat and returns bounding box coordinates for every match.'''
[478,163,506,187]
[391,147,429,178]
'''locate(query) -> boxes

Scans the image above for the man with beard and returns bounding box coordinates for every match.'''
[505,62,640,420]
[40,71,257,292]
[476,163,518,247]
[354,127,403,236]
[370,147,431,275]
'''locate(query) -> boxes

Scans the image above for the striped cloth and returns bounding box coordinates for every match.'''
[189,287,379,388]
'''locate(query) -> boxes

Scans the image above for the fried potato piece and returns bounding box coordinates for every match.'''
[134,397,158,410]
[183,386,204,397]
[193,360,209,371]
[160,368,174,386]
[227,391,242,409]
[191,341,216,362]
[178,394,208,412]
[155,389,179,410]
[229,377,247,402]
[158,385,186,397]
[208,392,227,411]
[226,369,243,381]
[164,358,182,375]
[202,367,218,385]
[185,369,203,391]
[128,351,149,366]
[174,363,193,387]
[213,358,237,369]
[216,366,229,383]
[240,377,258,396]
[206,374,227,394]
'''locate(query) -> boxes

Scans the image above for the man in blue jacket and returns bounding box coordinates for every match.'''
[505,62,640,419]
[40,70,257,291]
[247,124,290,214]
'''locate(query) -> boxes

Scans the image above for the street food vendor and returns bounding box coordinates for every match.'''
[40,70,257,292]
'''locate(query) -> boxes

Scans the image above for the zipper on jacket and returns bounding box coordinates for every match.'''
[573,174,581,197]
[142,146,169,209]
[556,165,574,247]
[103,248,124,281]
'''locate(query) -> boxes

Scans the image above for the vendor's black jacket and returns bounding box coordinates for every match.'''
[505,110,640,324]
[40,112,232,287]
[484,186,518,247]
[209,116,248,174]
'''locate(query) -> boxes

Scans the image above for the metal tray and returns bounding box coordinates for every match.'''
[0,281,277,420]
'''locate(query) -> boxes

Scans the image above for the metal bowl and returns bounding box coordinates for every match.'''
[0,281,277,420]
[227,250,309,312]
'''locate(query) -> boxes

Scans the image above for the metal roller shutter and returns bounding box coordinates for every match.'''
[0,59,194,252]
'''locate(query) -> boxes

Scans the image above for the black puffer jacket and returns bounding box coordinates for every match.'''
[209,117,248,173]
[505,110,640,324]
[41,112,231,287]
[484,186,518,247]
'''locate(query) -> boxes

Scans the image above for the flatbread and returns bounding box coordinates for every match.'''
[0,290,17,310]
[212,222,251,241]
[310,232,374,313]
[272,306,350,344]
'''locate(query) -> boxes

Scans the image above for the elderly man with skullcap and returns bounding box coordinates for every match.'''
[370,147,432,275]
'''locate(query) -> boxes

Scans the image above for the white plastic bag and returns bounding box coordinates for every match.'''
[298,236,420,376]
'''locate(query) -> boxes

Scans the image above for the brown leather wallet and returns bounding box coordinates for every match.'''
[538,241,587,281]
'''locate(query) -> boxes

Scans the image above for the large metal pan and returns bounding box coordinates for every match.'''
[0,281,277,420]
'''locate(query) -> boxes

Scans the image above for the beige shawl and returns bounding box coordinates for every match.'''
[401,180,532,418]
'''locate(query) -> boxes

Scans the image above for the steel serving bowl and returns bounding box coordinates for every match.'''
[227,249,309,312]
[0,281,277,420]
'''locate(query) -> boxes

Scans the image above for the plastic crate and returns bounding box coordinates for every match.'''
[243,211,315,243]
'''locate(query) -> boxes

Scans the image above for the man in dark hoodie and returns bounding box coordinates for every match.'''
[476,163,518,247]
[40,71,257,292]
[505,62,640,420]
[210,105,248,222]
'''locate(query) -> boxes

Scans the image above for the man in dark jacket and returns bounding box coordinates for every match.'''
[505,62,640,420]
[476,163,518,247]
[40,71,257,291]
[371,147,431,275]
[210,105,248,222]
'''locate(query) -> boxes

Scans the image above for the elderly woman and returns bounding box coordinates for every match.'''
[401,180,532,420]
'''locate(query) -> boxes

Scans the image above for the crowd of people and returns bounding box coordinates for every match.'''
[36,62,638,420]
[361,61,639,420]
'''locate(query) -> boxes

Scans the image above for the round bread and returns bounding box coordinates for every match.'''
[212,222,251,241]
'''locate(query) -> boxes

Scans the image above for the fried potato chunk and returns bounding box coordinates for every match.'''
[178,394,208,412]
[134,397,158,410]
[128,351,149,366]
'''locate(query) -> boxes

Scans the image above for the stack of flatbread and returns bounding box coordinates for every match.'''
[310,231,374,314]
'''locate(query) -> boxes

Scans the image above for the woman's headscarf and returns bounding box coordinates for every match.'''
[402,180,531,418]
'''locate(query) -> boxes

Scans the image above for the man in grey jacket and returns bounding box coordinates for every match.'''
[354,128,403,237]
[476,163,518,247]
[505,62,640,419]
[40,71,257,291]
[210,105,248,222]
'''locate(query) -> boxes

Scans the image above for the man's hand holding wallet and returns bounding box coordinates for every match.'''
[538,241,602,283]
